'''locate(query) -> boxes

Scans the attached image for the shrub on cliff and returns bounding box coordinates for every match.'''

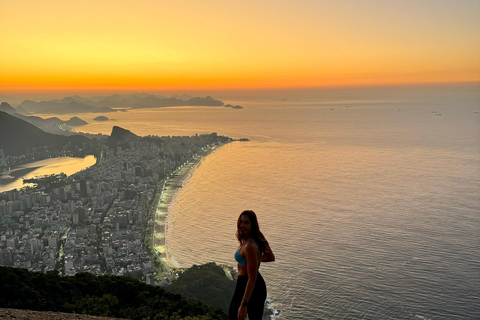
[0,266,226,319]
[166,262,235,313]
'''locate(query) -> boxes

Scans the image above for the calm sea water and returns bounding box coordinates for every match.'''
[61,85,480,319]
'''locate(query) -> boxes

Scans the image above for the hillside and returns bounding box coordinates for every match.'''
[0,102,16,114]
[8,112,88,134]
[0,266,226,320]
[0,111,89,156]
[0,308,125,320]
[166,263,235,313]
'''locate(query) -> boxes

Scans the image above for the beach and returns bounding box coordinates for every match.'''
[151,143,228,274]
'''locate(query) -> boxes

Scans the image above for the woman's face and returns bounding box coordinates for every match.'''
[239,214,252,236]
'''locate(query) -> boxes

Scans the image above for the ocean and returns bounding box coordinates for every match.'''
[61,84,480,319]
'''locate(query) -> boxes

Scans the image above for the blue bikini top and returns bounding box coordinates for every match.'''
[235,244,263,266]
[234,248,247,266]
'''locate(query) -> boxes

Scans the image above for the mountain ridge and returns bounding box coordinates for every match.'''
[11,94,226,114]
[0,111,89,156]
[0,102,16,114]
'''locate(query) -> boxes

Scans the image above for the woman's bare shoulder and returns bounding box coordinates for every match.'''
[244,239,259,250]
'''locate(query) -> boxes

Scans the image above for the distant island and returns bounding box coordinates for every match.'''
[65,116,88,126]
[224,104,244,109]
[93,115,109,121]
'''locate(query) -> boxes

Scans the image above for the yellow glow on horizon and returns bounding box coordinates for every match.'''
[1,0,479,93]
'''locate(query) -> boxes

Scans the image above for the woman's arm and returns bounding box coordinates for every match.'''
[261,241,275,262]
[238,241,259,319]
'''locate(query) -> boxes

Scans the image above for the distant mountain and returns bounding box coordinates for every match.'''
[19,100,116,114]
[9,113,87,135]
[95,94,225,109]
[40,101,116,114]
[15,106,30,115]
[92,93,165,108]
[129,95,224,109]
[13,113,61,125]
[0,111,89,156]
[0,102,16,114]
[93,94,133,108]
[110,126,137,140]
[17,94,226,114]
[185,96,224,106]
[65,116,88,126]
[107,126,138,151]
[130,96,182,108]
[171,94,194,100]
[57,95,95,105]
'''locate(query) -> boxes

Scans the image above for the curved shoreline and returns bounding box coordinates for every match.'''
[152,143,228,274]
[0,155,97,193]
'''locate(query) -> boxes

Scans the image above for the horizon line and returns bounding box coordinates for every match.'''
[1,80,479,98]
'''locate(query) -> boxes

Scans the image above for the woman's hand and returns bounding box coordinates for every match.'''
[238,305,247,320]
[261,241,275,262]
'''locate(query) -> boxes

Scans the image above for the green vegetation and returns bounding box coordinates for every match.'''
[166,263,235,314]
[0,266,226,320]
[23,173,68,191]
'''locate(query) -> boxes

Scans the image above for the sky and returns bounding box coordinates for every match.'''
[1,0,479,95]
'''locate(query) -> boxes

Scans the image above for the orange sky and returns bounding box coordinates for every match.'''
[1,0,479,94]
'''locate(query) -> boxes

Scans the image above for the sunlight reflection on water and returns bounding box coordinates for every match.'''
[0,155,96,192]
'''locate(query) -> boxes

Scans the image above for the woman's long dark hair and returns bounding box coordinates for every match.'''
[236,210,268,254]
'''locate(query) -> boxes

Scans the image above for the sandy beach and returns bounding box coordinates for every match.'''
[151,143,228,274]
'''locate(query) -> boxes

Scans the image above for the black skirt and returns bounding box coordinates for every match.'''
[228,273,267,320]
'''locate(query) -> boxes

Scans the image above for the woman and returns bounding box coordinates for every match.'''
[228,210,275,320]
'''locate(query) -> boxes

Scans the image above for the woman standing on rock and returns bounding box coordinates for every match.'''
[229,210,275,320]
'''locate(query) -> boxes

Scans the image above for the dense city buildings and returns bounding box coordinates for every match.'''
[0,132,232,284]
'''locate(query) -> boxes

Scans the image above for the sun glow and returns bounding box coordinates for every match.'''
[1,0,479,93]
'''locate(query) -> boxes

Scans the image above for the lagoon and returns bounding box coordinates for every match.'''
[0,155,97,192]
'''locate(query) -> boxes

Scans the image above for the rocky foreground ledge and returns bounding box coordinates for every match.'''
[0,308,125,320]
